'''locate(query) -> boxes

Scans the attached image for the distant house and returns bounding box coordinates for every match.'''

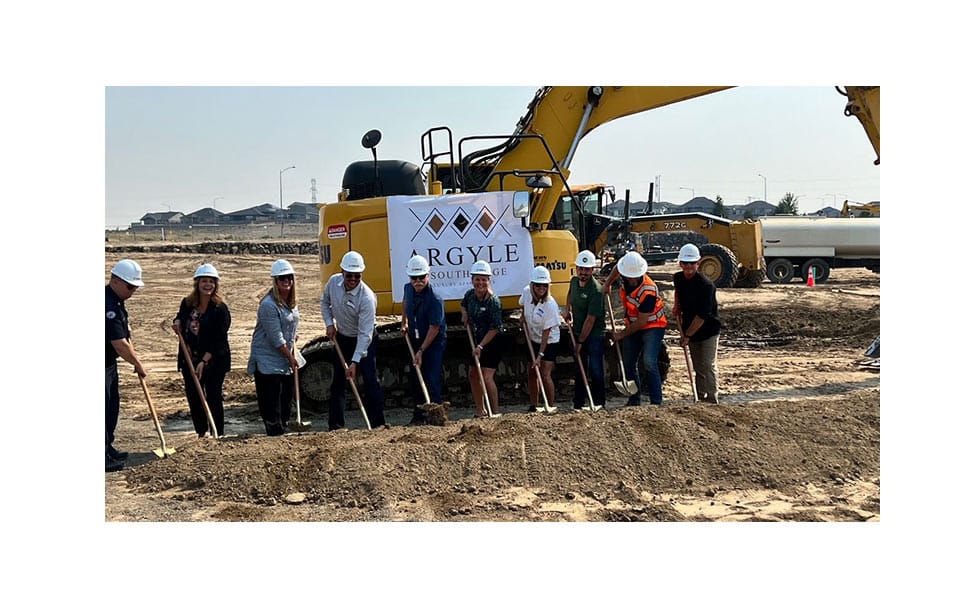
[810,206,842,217]
[731,200,777,219]
[220,204,279,224]
[606,200,673,217]
[138,211,184,225]
[286,201,319,222]
[678,196,717,214]
[183,207,225,224]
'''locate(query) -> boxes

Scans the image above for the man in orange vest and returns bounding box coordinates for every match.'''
[603,251,668,406]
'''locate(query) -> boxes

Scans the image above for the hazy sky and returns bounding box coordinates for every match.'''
[105,86,879,227]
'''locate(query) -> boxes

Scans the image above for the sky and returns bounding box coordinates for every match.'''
[105,85,880,227]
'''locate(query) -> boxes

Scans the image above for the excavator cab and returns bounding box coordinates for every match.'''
[341,129,425,201]
[341,160,425,201]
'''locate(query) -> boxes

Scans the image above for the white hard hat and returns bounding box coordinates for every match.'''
[193,263,219,279]
[406,254,430,277]
[340,251,366,273]
[270,259,295,277]
[111,259,144,287]
[470,260,492,276]
[530,265,552,284]
[617,251,648,279]
[575,250,597,268]
[678,243,701,263]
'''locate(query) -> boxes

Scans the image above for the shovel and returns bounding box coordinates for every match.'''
[176,331,219,438]
[604,293,639,396]
[520,316,556,413]
[465,323,495,418]
[565,317,597,412]
[676,315,698,404]
[331,333,372,430]
[403,332,432,405]
[288,343,312,431]
[137,374,176,458]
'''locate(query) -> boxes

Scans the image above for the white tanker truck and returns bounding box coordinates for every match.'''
[759,215,880,284]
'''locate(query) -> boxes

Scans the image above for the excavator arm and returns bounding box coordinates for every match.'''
[458,86,733,225]
[841,86,880,165]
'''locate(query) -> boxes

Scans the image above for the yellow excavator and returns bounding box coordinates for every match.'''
[298,85,880,406]
[840,200,880,217]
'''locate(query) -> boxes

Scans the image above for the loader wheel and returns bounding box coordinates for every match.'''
[697,243,738,288]
[766,258,794,284]
[801,258,831,284]
[298,338,335,412]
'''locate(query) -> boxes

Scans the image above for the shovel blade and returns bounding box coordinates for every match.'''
[153,447,176,458]
[288,421,313,432]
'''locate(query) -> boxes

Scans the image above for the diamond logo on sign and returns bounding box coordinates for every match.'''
[424,209,448,239]
[477,207,496,235]
[450,207,472,237]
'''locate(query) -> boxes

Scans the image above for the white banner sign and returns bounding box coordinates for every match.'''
[387,192,533,303]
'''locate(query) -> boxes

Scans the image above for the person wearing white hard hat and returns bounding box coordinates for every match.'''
[519,266,562,412]
[172,263,231,437]
[320,250,387,430]
[565,249,606,410]
[603,250,669,406]
[401,254,447,425]
[247,259,301,436]
[672,243,721,403]
[461,260,503,418]
[106,259,147,471]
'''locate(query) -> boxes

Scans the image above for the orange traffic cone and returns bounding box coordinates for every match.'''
[806,266,815,287]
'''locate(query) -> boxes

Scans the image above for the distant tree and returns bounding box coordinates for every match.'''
[776,192,799,215]
[713,195,728,218]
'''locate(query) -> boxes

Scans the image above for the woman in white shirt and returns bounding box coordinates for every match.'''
[519,266,562,412]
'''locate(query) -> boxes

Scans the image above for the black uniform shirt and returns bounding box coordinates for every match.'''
[105,285,130,367]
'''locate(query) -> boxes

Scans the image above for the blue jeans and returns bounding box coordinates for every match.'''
[411,335,445,405]
[622,327,666,405]
[330,332,386,429]
[573,332,606,409]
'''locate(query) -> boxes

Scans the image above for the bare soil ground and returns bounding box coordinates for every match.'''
[105,251,879,522]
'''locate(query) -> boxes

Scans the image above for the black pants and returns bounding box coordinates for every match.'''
[181,366,226,436]
[330,332,386,429]
[254,371,293,436]
[105,363,119,454]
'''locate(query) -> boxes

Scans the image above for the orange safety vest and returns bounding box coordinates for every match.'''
[620,274,667,330]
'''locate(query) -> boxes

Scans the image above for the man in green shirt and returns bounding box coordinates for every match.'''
[565,250,606,410]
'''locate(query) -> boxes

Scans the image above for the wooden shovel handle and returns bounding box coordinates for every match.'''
[176,331,218,437]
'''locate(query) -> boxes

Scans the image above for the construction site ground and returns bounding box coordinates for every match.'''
[103,250,881,525]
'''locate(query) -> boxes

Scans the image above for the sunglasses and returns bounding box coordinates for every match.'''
[124,283,138,291]
[410,275,427,282]
[344,272,362,279]
[275,275,295,282]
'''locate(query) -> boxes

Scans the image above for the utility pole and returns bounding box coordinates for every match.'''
[279,165,295,238]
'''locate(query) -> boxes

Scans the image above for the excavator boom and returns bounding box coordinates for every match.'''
[476,86,733,225]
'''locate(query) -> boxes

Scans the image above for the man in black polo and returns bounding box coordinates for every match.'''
[106,259,148,472]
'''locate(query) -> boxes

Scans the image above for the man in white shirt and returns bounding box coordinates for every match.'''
[320,251,387,429]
